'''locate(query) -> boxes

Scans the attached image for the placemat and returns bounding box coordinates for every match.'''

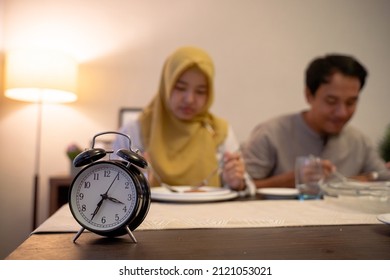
[33,196,389,234]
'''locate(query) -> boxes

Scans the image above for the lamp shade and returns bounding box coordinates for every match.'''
[5,50,78,103]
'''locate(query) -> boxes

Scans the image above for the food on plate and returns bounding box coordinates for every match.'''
[184,188,207,193]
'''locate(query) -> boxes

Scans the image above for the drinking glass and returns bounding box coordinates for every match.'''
[295,155,324,200]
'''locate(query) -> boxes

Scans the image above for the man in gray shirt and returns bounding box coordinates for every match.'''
[242,54,390,189]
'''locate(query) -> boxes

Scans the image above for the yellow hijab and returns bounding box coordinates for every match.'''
[139,46,228,187]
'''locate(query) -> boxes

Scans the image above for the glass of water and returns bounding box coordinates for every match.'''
[295,155,324,200]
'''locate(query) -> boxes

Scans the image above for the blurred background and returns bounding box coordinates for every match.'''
[0,0,389,258]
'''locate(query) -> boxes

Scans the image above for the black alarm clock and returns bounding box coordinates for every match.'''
[68,131,150,243]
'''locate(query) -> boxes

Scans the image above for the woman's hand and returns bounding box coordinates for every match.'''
[222,152,246,191]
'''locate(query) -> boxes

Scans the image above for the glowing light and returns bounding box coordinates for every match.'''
[4,49,78,103]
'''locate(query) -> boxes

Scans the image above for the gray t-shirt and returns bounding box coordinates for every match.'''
[242,112,390,180]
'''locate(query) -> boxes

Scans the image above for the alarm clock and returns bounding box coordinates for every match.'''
[68,131,150,243]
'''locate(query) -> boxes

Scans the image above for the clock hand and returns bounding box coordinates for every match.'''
[90,196,105,221]
[90,172,120,220]
[106,196,124,204]
[103,172,120,196]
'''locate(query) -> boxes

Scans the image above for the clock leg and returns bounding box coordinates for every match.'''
[73,227,85,243]
[126,226,137,243]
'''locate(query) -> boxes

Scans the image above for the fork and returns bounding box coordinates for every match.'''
[147,163,179,193]
[190,149,241,190]
[328,170,377,183]
[330,170,349,182]
[191,166,222,190]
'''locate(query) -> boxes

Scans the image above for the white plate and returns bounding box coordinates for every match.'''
[156,186,231,195]
[151,186,238,202]
[377,213,390,225]
[257,188,299,198]
[322,181,390,197]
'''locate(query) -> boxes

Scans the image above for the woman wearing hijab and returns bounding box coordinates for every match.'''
[113,46,255,195]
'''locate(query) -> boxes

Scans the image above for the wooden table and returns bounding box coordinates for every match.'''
[6,224,390,260]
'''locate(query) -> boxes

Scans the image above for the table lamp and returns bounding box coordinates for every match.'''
[4,49,78,230]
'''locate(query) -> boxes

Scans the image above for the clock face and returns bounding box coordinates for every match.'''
[69,161,139,233]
